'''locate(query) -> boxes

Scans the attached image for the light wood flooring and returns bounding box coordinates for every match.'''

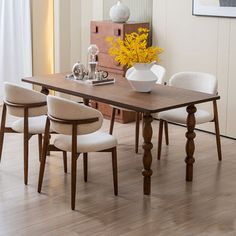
[0,118,236,236]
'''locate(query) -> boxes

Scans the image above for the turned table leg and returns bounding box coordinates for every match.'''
[185,104,197,182]
[142,113,153,195]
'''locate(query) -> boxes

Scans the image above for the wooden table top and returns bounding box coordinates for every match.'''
[22,73,220,113]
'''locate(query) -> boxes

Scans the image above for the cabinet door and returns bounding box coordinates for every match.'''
[91,21,124,53]
[97,52,122,71]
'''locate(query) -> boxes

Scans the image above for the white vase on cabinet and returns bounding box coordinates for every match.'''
[109,0,130,23]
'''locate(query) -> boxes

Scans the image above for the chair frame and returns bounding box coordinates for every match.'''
[38,114,118,210]
[110,108,141,153]
[157,100,222,161]
[0,101,47,185]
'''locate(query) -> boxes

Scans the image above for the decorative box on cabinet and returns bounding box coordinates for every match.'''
[90,21,150,123]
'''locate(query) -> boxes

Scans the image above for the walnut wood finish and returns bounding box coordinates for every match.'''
[38,114,118,210]
[63,151,67,173]
[142,113,153,194]
[135,112,141,153]
[109,107,116,134]
[38,134,42,162]
[157,119,164,160]
[22,73,220,194]
[0,104,7,162]
[213,101,222,161]
[185,105,197,181]
[83,153,88,182]
[110,108,140,153]
[38,117,50,193]
[164,121,169,145]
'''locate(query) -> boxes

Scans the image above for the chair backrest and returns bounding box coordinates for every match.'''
[126,64,166,84]
[151,64,166,84]
[169,72,217,95]
[4,82,47,117]
[47,95,103,135]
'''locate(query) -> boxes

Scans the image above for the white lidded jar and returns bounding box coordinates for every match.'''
[109,0,130,23]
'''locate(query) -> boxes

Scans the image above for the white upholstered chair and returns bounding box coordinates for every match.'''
[38,95,118,210]
[157,72,222,161]
[0,82,52,185]
[110,64,166,153]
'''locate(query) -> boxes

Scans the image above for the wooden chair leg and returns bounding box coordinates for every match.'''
[38,118,50,193]
[135,112,140,153]
[71,124,78,210]
[213,101,222,161]
[83,153,88,182]
[63,151,67,173]
[38,134,43,162]
[23,108,29,185]
[109,108,116,135]
[111,147,118,196]
[157,120,164,160]
[0,104,7,162]
[164,121,169,145]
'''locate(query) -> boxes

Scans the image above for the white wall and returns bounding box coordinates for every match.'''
[103,0,153,22]
[54,0,153,67]
[153,0,236,138]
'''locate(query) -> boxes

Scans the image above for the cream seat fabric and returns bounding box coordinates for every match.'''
[4,82,47,117]
[11,115,48,134]
[158,72,216,124]
[47,95,103,135]
[54,131,117,153]
[158,107,214,125]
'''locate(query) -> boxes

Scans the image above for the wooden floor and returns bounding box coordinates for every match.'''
[0,118,236,236]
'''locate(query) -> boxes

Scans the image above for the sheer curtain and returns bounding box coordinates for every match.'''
[0,0,32,100]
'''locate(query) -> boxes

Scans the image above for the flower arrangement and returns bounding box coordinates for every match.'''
[106,28,163,68]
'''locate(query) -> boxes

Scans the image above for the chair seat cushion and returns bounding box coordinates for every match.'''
[11,116,48,134]
[158,107,214,125]
[54,131,117,153]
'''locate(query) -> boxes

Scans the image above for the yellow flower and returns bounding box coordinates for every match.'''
[106,28,163,68]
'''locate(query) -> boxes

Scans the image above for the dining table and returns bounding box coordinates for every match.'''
[22,73,220,195]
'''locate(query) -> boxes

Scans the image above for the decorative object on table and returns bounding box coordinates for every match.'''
[125,62,159,93]
[88,44,99,80]
[193,0,236,18]
[109,0,130,23]
[95,70,109,80]
[107,28,164,92]
[72,62,87,80]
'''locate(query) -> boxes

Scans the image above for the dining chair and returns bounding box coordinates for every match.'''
[0,82,58,185]
[38,95,118,210]
[157,72,222,161]
[109,64,166,153]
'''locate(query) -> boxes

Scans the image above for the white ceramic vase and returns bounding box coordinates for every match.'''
[109,0,130,23]
[126,63,158,92]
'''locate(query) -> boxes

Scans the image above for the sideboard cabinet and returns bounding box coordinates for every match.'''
[90,20,150,123]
